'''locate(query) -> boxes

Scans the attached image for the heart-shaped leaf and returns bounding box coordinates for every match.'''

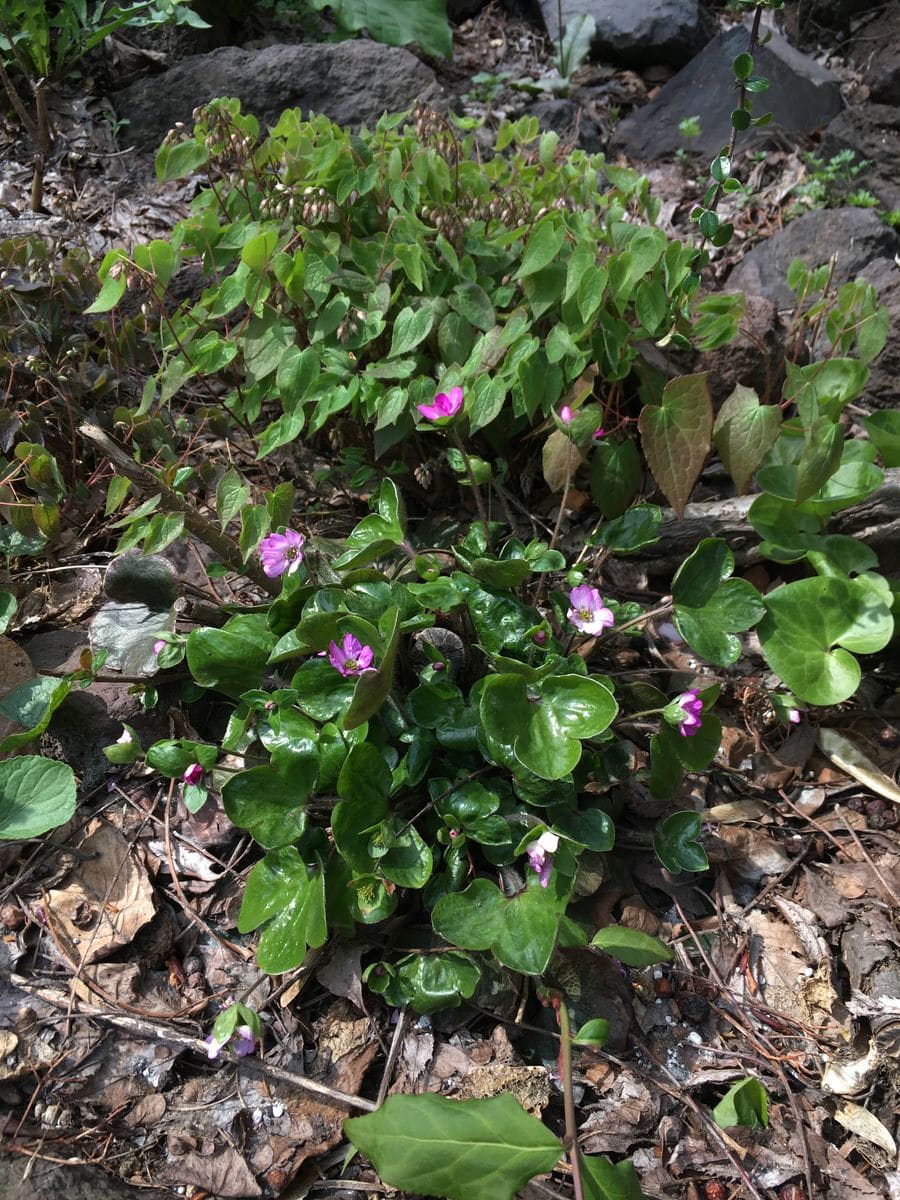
[480,673,617,781]
[653,811,709,874]
[223,764,314,848]
[237,846,327,973]
[712,384,781,494]
[758,576,893,705]
[638,373,712,517]
[673,539,764,666]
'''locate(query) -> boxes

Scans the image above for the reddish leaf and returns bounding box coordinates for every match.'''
[713,384,782,495]
[638,373,712,518]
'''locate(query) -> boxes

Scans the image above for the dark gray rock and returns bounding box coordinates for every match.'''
[447,0,487,19]
[113,41,442,149]
[849,7,900,105]
[784,0,879,47]
[822,104,900,212]
[727,208,900,310]
[695,293,789,407]
[525,97,606,153]
[0,1158,168,1200]
[539,0,714,68]
[611,23,843,162]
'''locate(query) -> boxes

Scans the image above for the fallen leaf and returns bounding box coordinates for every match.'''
[818,728,900,805]
[46,821,156,964]
[835,1100,897,1156]
[161,1144,261,1197]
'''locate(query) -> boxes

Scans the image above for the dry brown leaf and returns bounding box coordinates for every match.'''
[161,1144,262,1198]
[712,825,791,880]
[835,1100,897,1156]
[818,728,900,805]
[46,820,156,964]
[0,636,33,741]
[735,910,839,1032]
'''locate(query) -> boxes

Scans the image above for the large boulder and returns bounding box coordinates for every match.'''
[783,0,879,47]
[113,41,442,149]
[727,208,900,311]
[855,256,900,410]
[849,7,900,105]
[538,0,714,69]
[611,23,843,162]
[821,105,900,212]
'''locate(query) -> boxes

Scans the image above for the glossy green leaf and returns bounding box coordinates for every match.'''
[594,505,662,555]
[433,876,568,974]
[344,1093,562,1200]
[591,925,673,967]
[237,847,327,973]
[186,626,272,698]
[653,811,709,874]
[480,673,617,781]
[222,764,313,848]
[673,539,764,666]
[759,576,893,704]
[590,438,641,519]
[0,756,76,840]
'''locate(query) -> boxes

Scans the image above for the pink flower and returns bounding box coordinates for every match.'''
[526,831,559,888]
[676,689,703,738]
[153,639,166,655]
[788,708,802,724]
[328,634,374,677]
[591,427,605,439]
[418,386,463,421]
[559,405,573,425]
[183,762,203,786]
[567,585,614,635]
[259,529,305,578]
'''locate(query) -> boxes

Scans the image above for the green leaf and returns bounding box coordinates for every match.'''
[0,756,76,840]
[863,411,900,467]
[237,847,327,973]
[590,438,641,519]
[712,384,781,495]
[581,1155,646,1200]
[758,576,893,705]
[366,951,481,1014]
[343,606,400,730]
[222,764,314,848]
[595,505,662,555]
[389,305,434,357]
[638,373,712,518]
[292,658,357,720]
[186,626,272,698]
[672,538,764,666]
[0,591,16,635]
[312,0,453,57]
[653,811,709,874]
[712,1078,769,1130]
[216,468,250,528]
[344,1093,562,1200]
[480,673,617,781]
[450,282,495,332]
[591,926,673,967]
[515,219,567,279]
[572,1019,610,1048]
[732,51,754,79]
[432,876,569,974]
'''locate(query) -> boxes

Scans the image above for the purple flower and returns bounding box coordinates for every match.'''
[183,762,203,786]
[526,831,559,888]
[232,1025,257,1057]
[591,426,605,440]
[418,386,463,422]
[259,529,305,578]
[204,1034,225,1061]
[676,689,703,738]
[328,634,374,677]
[559,405,573,425]
[567,585,614,635]
[153,639,166,655]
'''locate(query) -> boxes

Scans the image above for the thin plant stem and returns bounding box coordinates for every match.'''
[553,997,584,1200]
[450,427,491,549]
[549,436,573,553]
[556,0,565,74]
